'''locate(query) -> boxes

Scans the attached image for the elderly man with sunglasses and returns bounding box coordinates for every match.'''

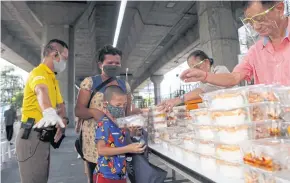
[180,1,290,87]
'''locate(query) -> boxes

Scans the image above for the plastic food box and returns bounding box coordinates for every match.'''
[200,155,217,172]
[216,159,243,179]
[244,164,276,183]
[253,121,290,139]
[211,107,249,126]
[182,149,200,163]
[215,144,242,163]
[240,138,290,172]
[249,102,282,121]
[116,115,146,128]
[273,86,290,106]
[196,139,215,156]
[216,124,251,144]
[193,124,216,141]
[200,87,248,110]
[247,84,279,103]
[190,108,211,124]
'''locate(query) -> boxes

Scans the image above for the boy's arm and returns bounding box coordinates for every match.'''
[95,121,145,156]
[97,140,130,156]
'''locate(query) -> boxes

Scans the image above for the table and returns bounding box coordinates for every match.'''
[149,144,244,183]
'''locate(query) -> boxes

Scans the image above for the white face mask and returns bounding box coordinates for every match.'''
[53,59,67,73]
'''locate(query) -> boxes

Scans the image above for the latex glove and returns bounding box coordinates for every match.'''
[33,108,65,128]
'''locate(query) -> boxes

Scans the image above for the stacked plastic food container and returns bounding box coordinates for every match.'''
[148,84,290,182]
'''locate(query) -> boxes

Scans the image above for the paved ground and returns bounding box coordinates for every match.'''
[1,128,191,183]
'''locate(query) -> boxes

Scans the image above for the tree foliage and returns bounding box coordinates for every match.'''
[0,66,24,108]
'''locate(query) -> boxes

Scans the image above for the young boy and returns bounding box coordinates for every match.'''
[94,85,146,183]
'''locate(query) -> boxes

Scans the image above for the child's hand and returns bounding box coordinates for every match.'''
[126,143,146,153]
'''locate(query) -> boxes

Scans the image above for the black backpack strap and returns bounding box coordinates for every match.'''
[87,77,115,108]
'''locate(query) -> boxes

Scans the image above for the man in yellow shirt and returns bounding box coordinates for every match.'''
[16,39,69,183]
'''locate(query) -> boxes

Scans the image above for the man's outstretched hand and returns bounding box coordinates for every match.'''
[180,68,207,83]
[33,108,65,129]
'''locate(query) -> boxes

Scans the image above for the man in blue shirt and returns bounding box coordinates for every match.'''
[94,85,146,183]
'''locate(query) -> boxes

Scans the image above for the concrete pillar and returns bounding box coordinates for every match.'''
[41,24,48,61]
[45,25,75,127]
[150,75,164,105]
[197,2,240,71]
[67,26,75,127]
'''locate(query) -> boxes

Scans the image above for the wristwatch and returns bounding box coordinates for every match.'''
[62,117,69,125]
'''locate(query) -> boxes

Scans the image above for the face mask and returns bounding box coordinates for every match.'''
[53,59,67,73]
[103,65,121,77]
[107,103,125,119]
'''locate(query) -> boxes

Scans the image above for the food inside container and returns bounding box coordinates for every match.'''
[153,121,167,129]
[273,86,290,106]
[200,155,217,171]
[275,171,290,183]
[247,85,278,103]
[197,140,215,156]
[216,144,242,162]
[183,149,199,163]
[161,140,169,150]
[253,121,290,139]
[195,125,216,140]
[171,141,183,159]
[153,113,166,122]
[244,164,276,183]
[241,138,290,172]
[216,160,243,179]
[212,108,248,126]
[201,87,247,110]
[249,102,282,122]
[116,114,146,128]
[183,136,197,151]
[216,125,250,144]
[190,108,211,124]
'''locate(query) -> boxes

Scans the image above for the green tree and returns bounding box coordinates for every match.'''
[0,66,24,108]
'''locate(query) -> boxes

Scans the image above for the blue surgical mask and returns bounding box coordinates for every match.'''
[53,59,67,73]
[107,103,125,119]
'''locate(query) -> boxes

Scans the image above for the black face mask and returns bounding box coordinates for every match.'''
[103,65,121,77]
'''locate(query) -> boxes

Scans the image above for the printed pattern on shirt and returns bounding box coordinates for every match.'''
[95,116,127,180]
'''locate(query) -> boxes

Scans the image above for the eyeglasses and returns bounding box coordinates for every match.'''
[242,3,278,26]
[190,59,205,69]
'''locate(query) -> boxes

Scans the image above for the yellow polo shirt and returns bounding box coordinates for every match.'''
[21,64,63,123]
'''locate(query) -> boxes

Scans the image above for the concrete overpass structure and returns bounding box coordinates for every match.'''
[1,1,245,124]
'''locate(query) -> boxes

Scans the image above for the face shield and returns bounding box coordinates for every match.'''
[239,3,288,85]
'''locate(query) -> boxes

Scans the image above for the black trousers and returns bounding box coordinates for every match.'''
[6,125,13,141]
[87,161,96,183]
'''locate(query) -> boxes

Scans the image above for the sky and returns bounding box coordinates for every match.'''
[0,58,29,83]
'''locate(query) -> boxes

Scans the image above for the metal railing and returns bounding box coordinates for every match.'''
[0,121,20,165]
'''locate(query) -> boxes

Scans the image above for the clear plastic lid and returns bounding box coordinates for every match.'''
[249,102,282,122]
[190,108,212,124]
[200,87,248,110]
[247,84,279,103]
[243,164,277,183]
[212,107,249,126]
[216,124,251,144]
[116,114,146,128]
[241,138,290,172]
[273,86,290,106]
[253,121,290,139]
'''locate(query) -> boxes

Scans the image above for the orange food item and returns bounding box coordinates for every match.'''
[217,125,248,132]
[214,93,243,99]
[212,109,246,118]
[216,144,240,151]
[243,153,281,171]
